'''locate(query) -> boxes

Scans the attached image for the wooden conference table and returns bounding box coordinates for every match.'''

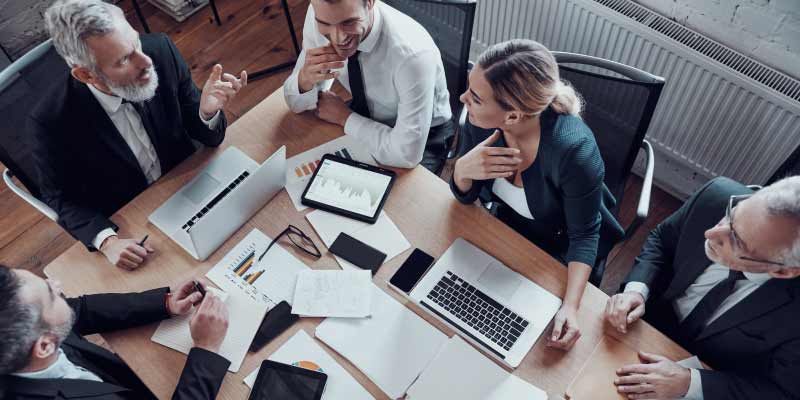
[44,88,691,400]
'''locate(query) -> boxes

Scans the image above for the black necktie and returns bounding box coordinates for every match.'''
[347,51,370,118]
[678,269,746,343]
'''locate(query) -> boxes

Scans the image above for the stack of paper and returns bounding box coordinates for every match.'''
[151,285,268,372]
[315,285,448,399]
[286,136,375,211]
[292,270,373,318]
[244,330,374,400]
[407,336,547,400]
[306,210,410,271]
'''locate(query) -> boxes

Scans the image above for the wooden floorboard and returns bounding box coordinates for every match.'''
[2,0,682,296]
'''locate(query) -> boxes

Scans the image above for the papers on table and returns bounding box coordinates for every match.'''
[306,210,410,271]
[286,135,375,211]
[407,336,547,400]
[316,285,448,399]
[151,285,268,373]
[292,270,373,318]
[206,229,309,307]
[244,330,374,400]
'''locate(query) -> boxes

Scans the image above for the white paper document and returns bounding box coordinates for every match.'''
[243,330,374,400]
[306,210,410,271]
[406,336,547,400]
[286,135,375,211]
[292,270,373,318]
[315,285,448,399]
[206,229,310,307]
[151,286,268,373]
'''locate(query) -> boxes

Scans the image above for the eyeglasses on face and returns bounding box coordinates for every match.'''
[725,194,785,266]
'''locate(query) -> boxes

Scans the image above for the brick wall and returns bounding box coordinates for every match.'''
[633,0,800,79]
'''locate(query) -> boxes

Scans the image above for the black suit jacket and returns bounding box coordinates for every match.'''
[29,33,226,250]
[0,288,230,400]
[622,177,800,400]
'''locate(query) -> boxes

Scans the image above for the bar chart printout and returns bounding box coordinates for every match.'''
[206,229,309,307]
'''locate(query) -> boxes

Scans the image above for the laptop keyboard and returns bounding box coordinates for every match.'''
[426,271,529,351]
[182,170,250,232]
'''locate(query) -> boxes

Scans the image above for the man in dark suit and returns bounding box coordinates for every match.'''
[0,265,230,399]
[33,0,247,269]
[603,176,800,400]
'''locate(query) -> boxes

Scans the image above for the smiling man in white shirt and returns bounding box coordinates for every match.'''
[31,0,247,270]
[284,0,454,173]
[603,176,800,400]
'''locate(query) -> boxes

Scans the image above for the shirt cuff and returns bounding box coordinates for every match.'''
[682,368,704,399]
[92,228,117,251]
[284,73,320,112]
[199,109,221,130]
[624,281,650,302]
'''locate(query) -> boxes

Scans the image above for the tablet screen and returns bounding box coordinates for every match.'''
[250,363,326,400]
[303,158,393,218]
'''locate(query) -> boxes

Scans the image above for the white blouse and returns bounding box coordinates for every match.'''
[492,178,534,220]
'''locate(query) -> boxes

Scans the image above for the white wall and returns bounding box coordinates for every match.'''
[633,0,800,79]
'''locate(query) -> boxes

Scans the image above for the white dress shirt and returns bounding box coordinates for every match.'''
[624,263,772,399]
[88,85,220,250]
[11,348,103,382]
[492,178,534,219]
[284,2,452,168]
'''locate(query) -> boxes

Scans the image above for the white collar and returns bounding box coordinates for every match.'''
[88,84,124,114]
[743,270,772,285]
[357,2,383,53]
[11,349,69,380]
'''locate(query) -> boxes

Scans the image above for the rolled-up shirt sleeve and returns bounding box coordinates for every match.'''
[284,5,334,113]
[343,50,438,168]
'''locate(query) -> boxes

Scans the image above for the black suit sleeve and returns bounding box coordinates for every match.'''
[161,34,226,147]
[67,287,170,335]
[30,115,118,250]
[172,348,230,400]
[699,337,800,400]
[449,120,491,204]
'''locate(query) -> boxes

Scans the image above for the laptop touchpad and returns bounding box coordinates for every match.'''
[184,173,220,204]
[477,261,522,301]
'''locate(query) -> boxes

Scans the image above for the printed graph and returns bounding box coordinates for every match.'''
[293,148,354,178]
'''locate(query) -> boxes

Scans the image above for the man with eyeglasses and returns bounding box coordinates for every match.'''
[603,176,800,400]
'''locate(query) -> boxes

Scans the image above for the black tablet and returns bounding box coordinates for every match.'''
[300,154,396,224]
[248,360,327,400]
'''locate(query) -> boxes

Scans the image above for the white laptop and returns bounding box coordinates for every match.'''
[149,146,286,261]
[407,238,561,368]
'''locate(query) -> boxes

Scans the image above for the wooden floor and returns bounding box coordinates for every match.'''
[0,0,682,295]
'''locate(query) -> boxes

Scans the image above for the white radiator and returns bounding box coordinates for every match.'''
[399,0,800,198]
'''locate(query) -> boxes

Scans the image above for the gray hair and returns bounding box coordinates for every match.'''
[0,266,48,374]
[753,175,800,266]
[44,0,126,68]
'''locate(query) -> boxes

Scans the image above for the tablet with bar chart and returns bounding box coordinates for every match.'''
[301,154,395,223]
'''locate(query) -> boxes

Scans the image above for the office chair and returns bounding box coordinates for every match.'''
[452,52,664,287]
[0,39,64,222]
[381,0,476,154]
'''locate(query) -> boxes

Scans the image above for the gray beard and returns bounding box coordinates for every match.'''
[98,66,159,102]
[51,308,76,346]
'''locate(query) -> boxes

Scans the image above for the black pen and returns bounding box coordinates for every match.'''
[193,280,206,298]
[137,235,149,246]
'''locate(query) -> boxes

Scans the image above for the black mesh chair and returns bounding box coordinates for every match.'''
[455,52,665,286]
[381,0,476,119]
[0,39,64,221]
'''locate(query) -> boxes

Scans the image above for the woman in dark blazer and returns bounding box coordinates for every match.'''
[451,39,624,351]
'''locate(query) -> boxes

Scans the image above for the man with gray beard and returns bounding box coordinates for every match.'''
[0,265,230,399]
[30,0,247,270]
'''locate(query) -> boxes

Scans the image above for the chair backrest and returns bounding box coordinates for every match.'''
[0,39,68,199]
[381,0,476,117]
[553,52,665,213]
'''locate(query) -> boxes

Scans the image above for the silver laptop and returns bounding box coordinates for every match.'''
[408,238,561,368]
[149,146,286,261]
